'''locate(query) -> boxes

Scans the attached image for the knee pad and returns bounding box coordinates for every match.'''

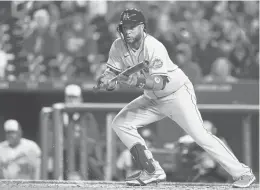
[130,143,155,174]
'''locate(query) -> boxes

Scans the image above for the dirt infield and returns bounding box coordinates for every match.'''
[0,180,259,190]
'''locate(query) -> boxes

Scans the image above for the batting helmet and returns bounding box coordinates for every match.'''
[118,8,146,33]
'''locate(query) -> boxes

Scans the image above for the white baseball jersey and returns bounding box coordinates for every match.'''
[0,138,41,179]
[109,34,252,180]
[107,34,190,99]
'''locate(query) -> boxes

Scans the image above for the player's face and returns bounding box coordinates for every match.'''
[65,95,82,104]
[5,131,21,147]
[122,23,143,44]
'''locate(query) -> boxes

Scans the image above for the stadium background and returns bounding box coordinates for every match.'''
[0,1,258,181]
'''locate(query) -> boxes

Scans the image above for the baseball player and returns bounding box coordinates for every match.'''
[96,8,255,187]
[63,84,104,180]
[0,119,41,179]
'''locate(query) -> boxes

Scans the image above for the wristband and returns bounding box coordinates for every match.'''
[135,76,164,90]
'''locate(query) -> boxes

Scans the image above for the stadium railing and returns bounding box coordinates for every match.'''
[40,103,259,180]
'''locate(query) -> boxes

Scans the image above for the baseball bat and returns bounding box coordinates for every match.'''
[93,60,149,92]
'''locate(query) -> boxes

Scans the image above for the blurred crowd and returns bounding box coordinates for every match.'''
[0,1,258,83]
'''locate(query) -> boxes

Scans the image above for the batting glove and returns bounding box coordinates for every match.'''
[96,71,117,91]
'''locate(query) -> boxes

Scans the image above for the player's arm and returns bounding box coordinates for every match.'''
[96,40,124,91]
[33,156,41,180]
[28,143,41,180]
[118,74,168,91]
[137,74,168,90]
[96,67,120,91]
[118,42,169,91]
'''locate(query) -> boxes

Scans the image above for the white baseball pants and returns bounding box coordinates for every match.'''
[112,82,252,179]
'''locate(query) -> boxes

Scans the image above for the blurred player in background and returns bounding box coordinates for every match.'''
[64,84,82,126]
[0,119,41,179]
[62,84,82,179]
[172,120,232,183]
[63,84,104,180]
[96,8,255,187]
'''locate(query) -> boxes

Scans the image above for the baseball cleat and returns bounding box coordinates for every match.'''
[125,167,166,186]
[232,174,256,188]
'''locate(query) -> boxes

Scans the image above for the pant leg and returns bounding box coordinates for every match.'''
[112,95,164,149]
[156,82,252,179]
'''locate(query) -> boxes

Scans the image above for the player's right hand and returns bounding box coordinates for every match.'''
[96,71,117,91]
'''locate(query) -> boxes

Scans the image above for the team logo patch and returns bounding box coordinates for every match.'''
[154,77,161,83]
[123,13,136,20]
[152,58,163,69]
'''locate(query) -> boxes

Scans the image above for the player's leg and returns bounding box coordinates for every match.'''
[112,95,162,149]
[157,82,255,188]
[112,95,166,185]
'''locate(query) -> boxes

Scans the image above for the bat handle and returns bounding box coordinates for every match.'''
[108,76,118,83]
[143,60,149,67]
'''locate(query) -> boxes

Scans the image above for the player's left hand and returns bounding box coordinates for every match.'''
[117,73,138,87]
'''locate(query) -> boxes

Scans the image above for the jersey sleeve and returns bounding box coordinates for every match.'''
[28,141,41,158]
[106,40,124,72]
[148,42,168,77]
